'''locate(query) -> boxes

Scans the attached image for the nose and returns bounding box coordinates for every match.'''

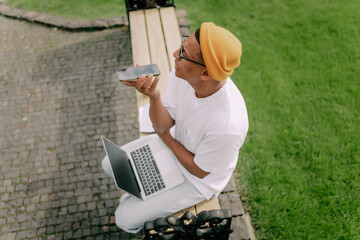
[173,48,180,60]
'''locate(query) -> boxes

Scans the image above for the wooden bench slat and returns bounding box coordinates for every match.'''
[144,8,170,96]
[159,7,182,70]
[195,198,220,213]
[129,10,151,67]
[173,198,220,218]
[129,10,151,108]
[173,205,197,218]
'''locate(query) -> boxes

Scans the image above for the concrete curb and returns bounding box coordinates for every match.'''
[0,3,128,30]
[0,4,192,32]
[219,176,255,240]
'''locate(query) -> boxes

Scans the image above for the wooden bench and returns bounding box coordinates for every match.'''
[128,6,220,217]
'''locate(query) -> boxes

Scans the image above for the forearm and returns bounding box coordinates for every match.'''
[121,73,174,134]
[159,132,209,179]
[149,96,174,134]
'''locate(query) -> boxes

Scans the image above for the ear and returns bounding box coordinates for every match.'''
[200,69,212,81]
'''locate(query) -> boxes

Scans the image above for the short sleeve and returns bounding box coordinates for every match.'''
[194,132,245,174]
[162,70,178,120]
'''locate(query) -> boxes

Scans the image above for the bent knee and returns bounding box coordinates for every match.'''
[101,156,109,170]
[101,156,113,178]
[115,207,143,233]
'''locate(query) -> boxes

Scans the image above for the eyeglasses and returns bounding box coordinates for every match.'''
[179,35,206,67]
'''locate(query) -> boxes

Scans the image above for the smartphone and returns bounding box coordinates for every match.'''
[116,64,161,81]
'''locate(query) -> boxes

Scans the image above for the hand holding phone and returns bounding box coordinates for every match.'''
[116,64,160,81]
[119,64,161,99]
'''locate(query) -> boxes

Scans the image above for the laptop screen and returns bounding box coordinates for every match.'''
[102,137,141,198]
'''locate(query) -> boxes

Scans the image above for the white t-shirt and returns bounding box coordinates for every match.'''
[163,69,249,199]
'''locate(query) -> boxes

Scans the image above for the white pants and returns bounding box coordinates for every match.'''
[102,156,206,233]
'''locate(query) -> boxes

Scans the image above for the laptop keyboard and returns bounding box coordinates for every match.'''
[130,145,166,196]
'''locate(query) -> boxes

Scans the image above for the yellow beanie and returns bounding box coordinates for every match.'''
[200,22,242,81]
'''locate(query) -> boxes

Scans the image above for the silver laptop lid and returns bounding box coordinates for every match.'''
[102,136,141,198]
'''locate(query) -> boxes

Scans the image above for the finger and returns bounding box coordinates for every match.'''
[135,74,146,90]
[143,76,155,90]
[136,63,142,67]
[137,74,146,82]
[121,81,137,87]
[143,74,154,88]
[149,76,160,91]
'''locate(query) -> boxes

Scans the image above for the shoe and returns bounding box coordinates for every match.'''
[119,192,130,204]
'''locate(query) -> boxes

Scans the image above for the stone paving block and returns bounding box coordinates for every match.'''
[0,4,22,17]
[41,16,71,28]
[179,26,191,37]
[219,193,245,217]
[223,175,237,193]
[19,10,40,21]
[177,17,189,27]
[0,218,6,226]
[107,16,128,26]
[66,20,92,29]
[5,232,16,240]
[175,9,187,19]
[34,12,53,24]
[91,19,109,28]
[230,215,251,240]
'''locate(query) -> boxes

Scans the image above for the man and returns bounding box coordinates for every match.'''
[102,22,248,233]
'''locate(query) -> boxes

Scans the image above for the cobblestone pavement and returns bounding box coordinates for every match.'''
[0,16,142,239]
[0,13,253,240]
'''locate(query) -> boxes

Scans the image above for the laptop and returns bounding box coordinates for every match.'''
[101,134,185,200]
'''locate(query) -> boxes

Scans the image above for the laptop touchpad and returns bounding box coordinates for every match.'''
[155,149,178,174]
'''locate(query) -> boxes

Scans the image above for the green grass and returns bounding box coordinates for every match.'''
[6,0,126,19]
[175,0,360,239]
[5,0,360,239]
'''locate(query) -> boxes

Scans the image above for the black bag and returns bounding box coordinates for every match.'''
[143,209,233,240]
